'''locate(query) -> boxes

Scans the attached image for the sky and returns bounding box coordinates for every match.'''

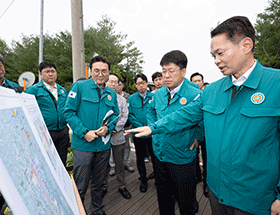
[0,0,270,83]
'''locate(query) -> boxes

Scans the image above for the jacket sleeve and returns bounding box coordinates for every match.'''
[127,97,144,128]
[147,97,157,126]
[150,93,203,135]
[114,97,128,132]
[24,86,36,97]
[64,83,88,138]
[194,121,205,143]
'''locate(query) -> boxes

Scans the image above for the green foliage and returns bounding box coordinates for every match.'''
[254,0,280,69]
[1,14,144,93]
[66,147,73,175]
[84,14,144,93]
[66,147,73,167]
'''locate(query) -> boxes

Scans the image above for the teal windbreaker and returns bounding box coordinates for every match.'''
[150,61,280,215]
[147,79,202,165]
[128,90,153,138]
[3,77,20,88]
[64,78,119,152]
[25,80,68,131]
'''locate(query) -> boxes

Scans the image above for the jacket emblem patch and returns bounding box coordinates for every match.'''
[251,92,265,104]
[69,91,76,98]
[180,97,187,105]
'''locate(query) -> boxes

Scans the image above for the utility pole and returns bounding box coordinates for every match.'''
[71,0,85,82]
[39,0,44,81]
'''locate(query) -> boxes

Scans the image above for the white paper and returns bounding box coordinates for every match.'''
[0,88,79,215]
[101,110,114,144]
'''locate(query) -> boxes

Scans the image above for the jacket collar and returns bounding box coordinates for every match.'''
[163,79,186,97]
[161,79,188,106]
[242,60,262,90]
[90,78,108,92]
[2,77,7,86]
[37,80,66,95]
[136,90,152,102]
[222,59,262,92]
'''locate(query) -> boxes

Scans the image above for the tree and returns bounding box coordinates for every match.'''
[254,0,280,69]
[84,14,144,93]
[0,38,14,79]
[2,15,144,93]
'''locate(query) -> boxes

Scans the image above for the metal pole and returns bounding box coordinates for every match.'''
[39,0,44,81]
[71,0,85,82]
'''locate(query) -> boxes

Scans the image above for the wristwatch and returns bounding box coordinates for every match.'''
[83,129,89,136]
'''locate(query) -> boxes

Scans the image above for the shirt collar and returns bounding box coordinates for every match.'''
[140,92,146,100]
[93,79,107,92]
[231,60,256,86]
[167,80,183,98]
[1,78,6,86]
[43,81,57,89]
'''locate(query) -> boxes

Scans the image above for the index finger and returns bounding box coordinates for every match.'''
[124,128,139,136]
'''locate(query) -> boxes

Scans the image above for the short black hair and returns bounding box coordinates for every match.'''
[134,73,148,83]
[211,16,255,51]
[190,72,204,81]
[152,72,162,82]
[109,72,120,79]
[109,73,124,84]
[160,50,188,70]
[118,77,124,84]
[38,61,57,73]
[89,56,111,70]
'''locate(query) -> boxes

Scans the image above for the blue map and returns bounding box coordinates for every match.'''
[0,107,75,214]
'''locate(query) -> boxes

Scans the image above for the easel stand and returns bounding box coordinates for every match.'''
[71,174,86,215]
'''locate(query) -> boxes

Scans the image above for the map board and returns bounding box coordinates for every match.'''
[0,87,79,215]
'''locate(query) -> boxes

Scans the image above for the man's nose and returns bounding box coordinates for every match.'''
[215,56,221,66]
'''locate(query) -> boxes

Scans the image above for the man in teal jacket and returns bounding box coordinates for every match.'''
[148,50,202,215]
[0,54,21,91]
[64,56,119,215]
[126,16,280,215]
[25,61,69,167]
[128,73,155,193]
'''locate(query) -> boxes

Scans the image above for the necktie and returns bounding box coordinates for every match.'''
[97,88,101,101]
[167,92,171,105]
[140,96,144,107]
[231,85,241,101]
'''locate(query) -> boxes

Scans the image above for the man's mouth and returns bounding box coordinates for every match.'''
[219,66,226,72]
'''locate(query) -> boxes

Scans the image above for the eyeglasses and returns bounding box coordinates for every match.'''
[92,69,109,75]
[136,81,147,86]
[108,80,119,85]
[42,69,56,74]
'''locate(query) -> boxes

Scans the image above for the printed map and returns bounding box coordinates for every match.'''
[0,107,75,214]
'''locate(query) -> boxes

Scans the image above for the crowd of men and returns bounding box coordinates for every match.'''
[1,15,280,215]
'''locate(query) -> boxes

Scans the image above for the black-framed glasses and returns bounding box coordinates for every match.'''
[42,69,56,74]
[136,81,147,86]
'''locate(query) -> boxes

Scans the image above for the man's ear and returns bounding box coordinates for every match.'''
[181,68,187,76]
[241,37,254,54]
